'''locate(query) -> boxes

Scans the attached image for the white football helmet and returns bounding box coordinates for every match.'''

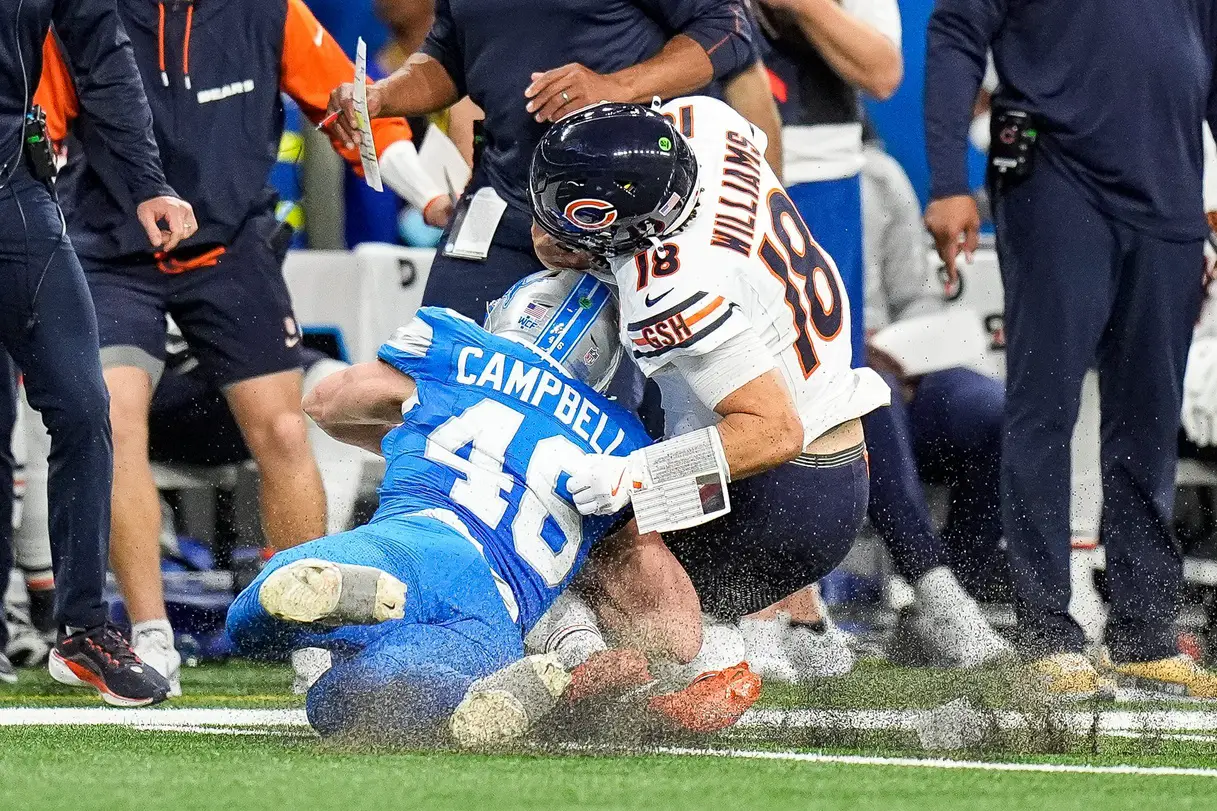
[485,269,622,393]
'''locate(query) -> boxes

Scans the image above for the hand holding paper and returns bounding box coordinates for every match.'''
[353,38,384,192]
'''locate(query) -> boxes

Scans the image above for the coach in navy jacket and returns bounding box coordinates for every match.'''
[330,0,761,320]
[0,0,192,704]
[31,0,439,694]
[923,0,1217,697]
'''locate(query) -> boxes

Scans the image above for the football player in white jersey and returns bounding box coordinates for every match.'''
[529,97,890,683]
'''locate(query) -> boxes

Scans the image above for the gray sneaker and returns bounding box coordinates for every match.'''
[6,603,51,667]
[0,652,18,684]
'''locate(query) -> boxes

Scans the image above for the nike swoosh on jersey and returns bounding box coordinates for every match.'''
[644,289,673,307]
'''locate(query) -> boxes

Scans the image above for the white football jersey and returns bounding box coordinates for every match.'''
[609,96,890,445]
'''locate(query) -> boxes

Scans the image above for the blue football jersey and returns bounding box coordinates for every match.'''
[374,307,650,631]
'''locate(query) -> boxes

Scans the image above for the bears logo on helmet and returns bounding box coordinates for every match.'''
[562,199,618,231]
[531,102,699,256]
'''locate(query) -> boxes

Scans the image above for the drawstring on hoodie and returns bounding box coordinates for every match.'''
[157,2,167,86]
[182,2,193,90]
[157,1,194,90]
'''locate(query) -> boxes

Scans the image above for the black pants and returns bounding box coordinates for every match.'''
[665,448,869,619]
[995,156,1206,661]
[864,367,1010,601]
[0,171,112,632]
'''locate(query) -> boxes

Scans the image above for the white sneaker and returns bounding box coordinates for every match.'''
[131,626,182,698]
[258,559,407,626]
[907,567,1013,669]
[739,612,855,684]
[789,619,857,678]
[290,647,333,695]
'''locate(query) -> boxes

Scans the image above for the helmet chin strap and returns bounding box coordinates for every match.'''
[656,184,703,248]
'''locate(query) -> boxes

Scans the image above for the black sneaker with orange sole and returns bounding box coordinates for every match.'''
[49,624,171,707]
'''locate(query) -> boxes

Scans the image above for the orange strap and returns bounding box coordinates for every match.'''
[157,2,168,86]
[155,246,226,275]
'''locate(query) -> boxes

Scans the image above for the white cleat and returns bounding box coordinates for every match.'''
[290,647,333,695]
[258,559,407,626]
[740,612,855,684]
[788,620,857,678]
[132,626,182,698]
[651,620,748,691]
[903,567,1014,669]
[449,654,572,748]
[739,614,799,683]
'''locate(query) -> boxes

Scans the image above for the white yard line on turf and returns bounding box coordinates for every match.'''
[6,707,1217,776]
[7,706,1217,737]
[0,707,309,728]
[739,708,1217,735]
[653,746,1217,778]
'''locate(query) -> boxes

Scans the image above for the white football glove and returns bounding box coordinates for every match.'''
[566,452,644,516]
[1183,337,1217,447]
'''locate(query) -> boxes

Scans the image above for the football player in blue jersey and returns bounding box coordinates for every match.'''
[225,270,760,744]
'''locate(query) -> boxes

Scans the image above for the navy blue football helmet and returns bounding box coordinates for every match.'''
[530,102,699,257]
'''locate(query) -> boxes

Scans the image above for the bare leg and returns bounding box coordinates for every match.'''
[743,584,825,623]
[104,367,166,623]
[225,369,325,550]
[579,519,702,664]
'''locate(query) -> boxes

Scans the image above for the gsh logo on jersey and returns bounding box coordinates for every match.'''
[639,314,692,350]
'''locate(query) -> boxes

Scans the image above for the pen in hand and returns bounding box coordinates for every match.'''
[316,110,340,131]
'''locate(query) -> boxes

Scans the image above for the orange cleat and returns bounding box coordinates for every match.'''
[647,662,762,733]
[565,648,654,706]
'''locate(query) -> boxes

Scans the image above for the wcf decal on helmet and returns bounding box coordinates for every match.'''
[562,198,618,231]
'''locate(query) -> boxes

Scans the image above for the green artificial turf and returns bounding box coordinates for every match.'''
[0,659,301,708]
[4,660,1217,810]
[2,726,1216,811]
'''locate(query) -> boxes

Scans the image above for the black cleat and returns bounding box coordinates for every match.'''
[49,624,171,707]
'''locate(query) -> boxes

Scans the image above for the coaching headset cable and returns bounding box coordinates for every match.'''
[0,0,65,334]
[23,186,67,333]
[0,0,29,190]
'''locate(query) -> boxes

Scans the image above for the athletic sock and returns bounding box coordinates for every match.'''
[527,592,607,670]
[131,618,174,639]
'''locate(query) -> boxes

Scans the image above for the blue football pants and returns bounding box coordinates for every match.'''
[226,515,522,737]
